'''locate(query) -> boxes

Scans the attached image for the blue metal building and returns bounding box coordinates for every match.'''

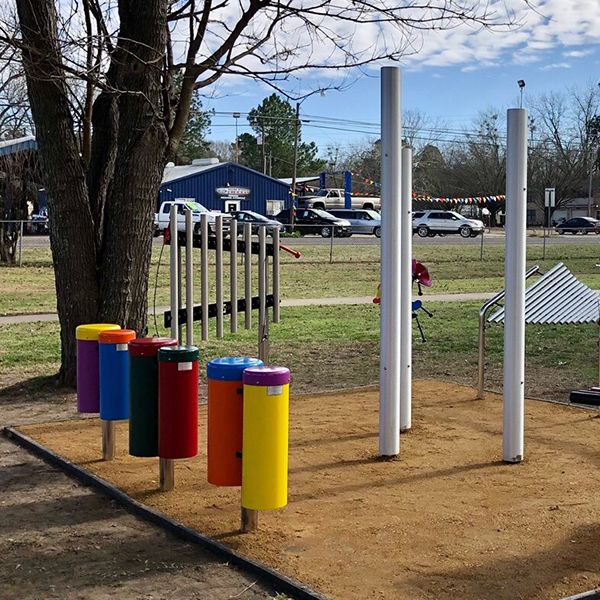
[160,159,291,216]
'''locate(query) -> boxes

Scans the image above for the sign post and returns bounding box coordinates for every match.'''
[543,187,555,260]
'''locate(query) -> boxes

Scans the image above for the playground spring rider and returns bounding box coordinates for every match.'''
[373,259,433,342]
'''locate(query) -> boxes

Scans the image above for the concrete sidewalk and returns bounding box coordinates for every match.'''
[0,292,495,325]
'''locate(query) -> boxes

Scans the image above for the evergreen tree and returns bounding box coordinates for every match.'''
[176,91,211,164]
[240,94,324,177]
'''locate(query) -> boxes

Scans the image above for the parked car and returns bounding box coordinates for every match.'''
[297,188,380,211]
[25,214,49,235]
[154,200,229,235]
[230,210,283,233]
[274,208,352,237]
[412,210,484,238]
[327,209,381,237]
[554,217,600,235]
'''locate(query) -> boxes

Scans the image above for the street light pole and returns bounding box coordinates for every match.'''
[289,102,300,230]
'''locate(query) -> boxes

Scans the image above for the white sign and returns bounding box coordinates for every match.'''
[544,187,556,208]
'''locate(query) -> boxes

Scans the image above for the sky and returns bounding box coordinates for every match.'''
[200,0,600,159]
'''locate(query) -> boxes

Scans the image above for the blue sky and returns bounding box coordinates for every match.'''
[201,0,600,155]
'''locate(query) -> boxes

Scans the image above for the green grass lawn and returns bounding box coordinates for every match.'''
[1,241,599,316]
[2,302,597,401]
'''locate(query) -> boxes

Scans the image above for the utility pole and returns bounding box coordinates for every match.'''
[233,112,240,163]
[261,121,267,174]
[290,102,300,230]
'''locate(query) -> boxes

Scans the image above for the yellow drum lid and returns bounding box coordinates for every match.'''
[76,323,121,341]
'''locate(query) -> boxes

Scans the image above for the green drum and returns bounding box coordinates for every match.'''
[128,337,177,457]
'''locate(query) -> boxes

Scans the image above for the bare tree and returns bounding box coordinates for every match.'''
[529,85,600,220]
[1,0,526,384]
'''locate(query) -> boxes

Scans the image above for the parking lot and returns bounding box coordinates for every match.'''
[21,231,600,248]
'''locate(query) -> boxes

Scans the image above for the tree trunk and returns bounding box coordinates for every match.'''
[17,0,99,385]
[18,0,171,384]
[97,0,169,334]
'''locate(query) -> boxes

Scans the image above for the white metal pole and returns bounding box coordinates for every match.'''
[379,66,402,457]
[400,146,412,433]
[169,204,179,342]
[200,214,209,341]
[272,228,281,323]
[216,215,224,338]
[244,223,252,329]
[185,209,194,346]
[230,218,238,333]
[258,226,268,362]
[18,220,24,267]
[503,108,528,464]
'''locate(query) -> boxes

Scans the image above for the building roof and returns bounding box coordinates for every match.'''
[0,135,38,157]
[278,176,321,185]
[161,160,291,188]
[162,162,218,184]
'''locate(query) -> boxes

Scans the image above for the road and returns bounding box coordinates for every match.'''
[22,232,600,248]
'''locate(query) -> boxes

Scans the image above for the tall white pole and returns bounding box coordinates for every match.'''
[400,146,413,432]
[503,108,528,463]
[379,66,402,457]
[185,209,194,346]
[169,204,179,343]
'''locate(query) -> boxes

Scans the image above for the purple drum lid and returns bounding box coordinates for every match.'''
[243,365,290,386]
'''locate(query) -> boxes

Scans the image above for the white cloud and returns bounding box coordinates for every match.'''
[169,0,600,95]
[563,49,594,58]
[540,62,572,70]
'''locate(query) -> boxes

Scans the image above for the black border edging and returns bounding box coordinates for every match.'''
[3,426,329,600]
[561,591,600,600]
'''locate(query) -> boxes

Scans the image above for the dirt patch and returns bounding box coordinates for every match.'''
[18,380,600,600]
[0,373,279,600]
[0,436,277,600]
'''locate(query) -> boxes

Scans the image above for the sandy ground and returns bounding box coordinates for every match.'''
[17,380,600,600]
[0,378,277,600]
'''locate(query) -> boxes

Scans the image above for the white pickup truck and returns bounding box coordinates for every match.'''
[154,200,229,235]
[297,188,381,211]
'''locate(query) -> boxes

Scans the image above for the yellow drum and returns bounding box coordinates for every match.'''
[241,366,290,510]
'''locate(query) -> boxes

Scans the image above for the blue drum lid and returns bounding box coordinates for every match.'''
[207,356,263,381]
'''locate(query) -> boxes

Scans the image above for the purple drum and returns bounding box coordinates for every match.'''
[76,324,120,413]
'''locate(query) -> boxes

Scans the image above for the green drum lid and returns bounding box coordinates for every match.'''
[157,345,199,362]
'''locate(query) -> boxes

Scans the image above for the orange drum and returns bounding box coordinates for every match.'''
[206,357,263,486]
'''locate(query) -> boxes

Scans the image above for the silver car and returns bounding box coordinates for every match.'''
[328,209,381,237]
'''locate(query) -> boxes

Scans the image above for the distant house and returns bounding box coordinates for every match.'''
[160,159,292,216]
[527,195,600,225]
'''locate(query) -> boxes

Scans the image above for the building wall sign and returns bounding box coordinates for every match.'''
[216,186,251,200]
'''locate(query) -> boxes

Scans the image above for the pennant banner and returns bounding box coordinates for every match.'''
[350,172,382,189]
[412,193,505,205]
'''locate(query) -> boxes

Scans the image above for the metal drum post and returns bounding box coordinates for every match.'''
[163,204,179,485]
[102,422,116,460]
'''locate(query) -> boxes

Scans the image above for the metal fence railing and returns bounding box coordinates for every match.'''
[0,218,49,267]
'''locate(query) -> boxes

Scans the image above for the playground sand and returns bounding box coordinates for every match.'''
[18,380,600,600]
